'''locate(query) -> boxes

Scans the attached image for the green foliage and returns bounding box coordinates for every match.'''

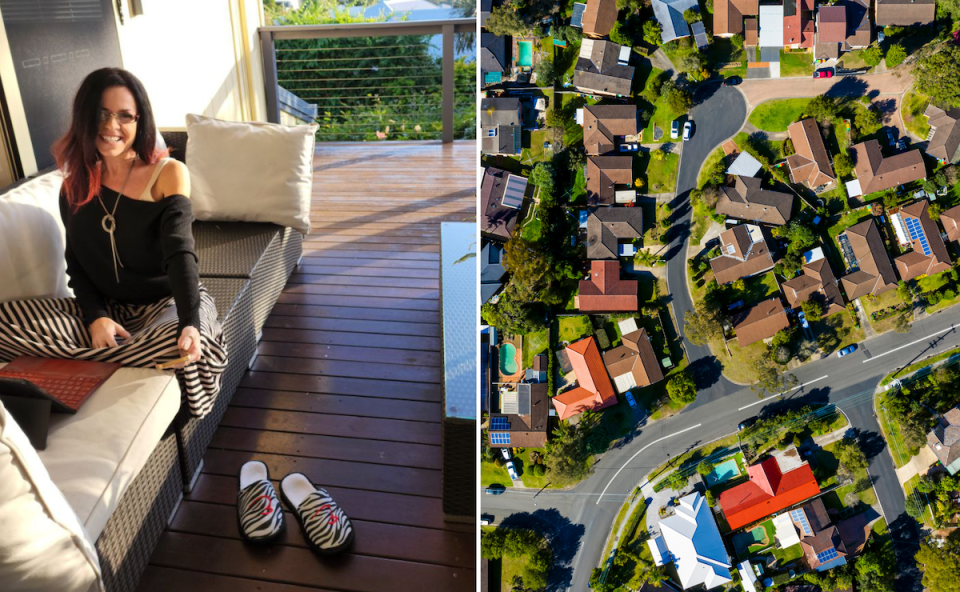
[705,489,716,506]
[486,5,528,36]
[643,20,664,47]
[480,527,553,590]
[752,357,799,398]
[898,280,913,305]
[696,460,715,475]
[666,369,697,405]
[862,45,884,67]
[482,288,546,335]
[663,86,693,113]
[915,45,960,109]
[855,105,881,136]
[642,71,668,103]
[773,220,817,252]
[533,59,557,86]
[833,150,854,180]
[804,562,855,591]
[886,44,907,68]
[683,8,700,22]
[855,545,896,592]
[835,436,868,473]
[731,33,743,48]
[894,313,912,334]
[609,21,633,47]
[803,95,839,121]
[544,415,599,486]
[801,299,824,323]
[529,162,555,190]
[684,302,721,346]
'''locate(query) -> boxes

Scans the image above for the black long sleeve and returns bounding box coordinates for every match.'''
[59,193,111,327]
[159,197,201,334]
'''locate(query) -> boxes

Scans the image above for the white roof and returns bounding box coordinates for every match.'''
[618,45,631,64]
[615,189,636,203]
[773,512,802,548]
[658,492,733,590]
[580,38,595,59]
[648,534,669,566]
[846,179,863,198]
[891,212,910,245]
[804,247,824,264]
[727,151,763,177]
[758,5,784,47]
[618,317,639,335]
[738,561,758,592]
[576,108,584,125]
[746,224,763,244]
[613,372,638,393]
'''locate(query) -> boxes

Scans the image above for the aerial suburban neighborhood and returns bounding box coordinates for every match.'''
[478,0,960,588]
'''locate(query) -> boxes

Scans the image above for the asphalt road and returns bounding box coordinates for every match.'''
[483,81,936,592]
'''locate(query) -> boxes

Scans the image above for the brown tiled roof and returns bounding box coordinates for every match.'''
[586,207,643,259]
[815,41,839,60]
[839,219,897,299]
[487,383,550,448]
[798,498,831,534]
[852,140,926,195]
[732,298,789,346]
[783,2,815,47]
[842,0,871,48]
[787,119,836,188]
[876,0,935,26]
[924,104,960,164]
[782,257,845,316]
[552,336,617,420]
[818,6,847,42]
[582,0,618,37]
[583,104,638,156]
[800,526,847,568]
[716,175,794,225]
[578,260,638,312]
[744,18,758,45]
[574,40,635,97]
[481,167,522,239]
[894,200,951,281]
[603,328,665,389]
[586,155,634,206]
[715,0,759,35]
[837,512,871,556]
[940,205,960,242]
[709,225,776,285]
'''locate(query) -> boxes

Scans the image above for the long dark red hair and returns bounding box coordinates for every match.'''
[52,68,169,212]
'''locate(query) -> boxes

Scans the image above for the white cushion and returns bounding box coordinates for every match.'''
[0,363,181,541]
[0,170,72,304]
[184,113,317,234]
[0,399,103,592]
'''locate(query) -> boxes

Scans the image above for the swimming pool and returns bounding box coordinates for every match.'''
[517,41,534,68]
[500,344,518,375]
[703,458,741,487]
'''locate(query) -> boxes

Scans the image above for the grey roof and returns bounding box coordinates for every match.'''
[691,21,709,48]
[924,105,960,164]
[586,207,643,259]
[481,33,507,73]
[480,97,520,126]
[571,2,587,27]
[481,241,506,284]
[480,0,492,26]
[759,4,784,47]
[727,151,763,177]
[481,98,521,155]
[501,174,528,209]
[573,39,635,96]
[652,0,699,43]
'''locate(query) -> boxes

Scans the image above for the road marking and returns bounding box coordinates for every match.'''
[862,325,956,363]
[737,375,828,410]
[595,423,702,505]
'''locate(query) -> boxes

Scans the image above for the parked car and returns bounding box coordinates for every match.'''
[897,138,907,151]
[505,461,519,480]
[738,416,757,431]
[624,391,637,408]
[683,121,692,141]
[798,311,809,329]
[838,345,857,357]
[480,518,491,525]
[885,128,896,147]
[485,484,506,495]
[724,76,742,86]
[480,513,494,525]
[727,300,745,311]
[814,69,833,79]
[671,120,680,139]
[501,447,512,460]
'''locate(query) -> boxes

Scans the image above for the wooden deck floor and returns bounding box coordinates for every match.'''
[136,141,477,592]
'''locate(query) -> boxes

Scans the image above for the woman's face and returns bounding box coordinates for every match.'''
[96,85,138,159]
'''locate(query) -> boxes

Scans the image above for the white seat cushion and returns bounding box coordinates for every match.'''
[0,364,181,540]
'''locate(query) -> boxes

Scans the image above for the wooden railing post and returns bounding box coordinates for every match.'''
[259,29,280,124]
[442,24,455,144]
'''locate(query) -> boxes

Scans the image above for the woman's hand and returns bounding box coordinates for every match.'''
[176,326,202,367]
[90,317,130,348]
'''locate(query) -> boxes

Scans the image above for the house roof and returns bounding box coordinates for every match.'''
[603,328,665,391]
[716,175,794,225]
[783,0,814,47]
[552,336,617,420]
[727,151,763,177]
[732,298,790,347]
[940,205,960,242]
[836,512,871,556]
[744,17,758,45]
[818,6,847,42]
[578,260,638,312]
[574,39,635,96]
[583,104,638,156]
[814,41,839,60]
[842,0,871,48]
[839,218,898,299]
[692,21,709,48]
[759,4,784,47]
[481,241,506,302]
[657,492,732,590]
[894,200,951,281]
[928,405,960,470]
[851,140,926,196]
[481,98,521,155]
[709,225,776,285]
[787,119,836,188]
[481,33,507,73]
[582,0,618,36]
[924,104,960,164]
[652,0,699,43]
[714,0,759,35]
[719,455,822,530]
[487,383,550,448]
[791,498,830,537]
[876,0,935,26]
[800,526,847,569]
[481,167,523,240]
[586,207,643,259]
[586,155,634,206]
[781,257,846,316]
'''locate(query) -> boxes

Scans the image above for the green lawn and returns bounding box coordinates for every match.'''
[815,441,877,510]
[521,215,542,242]
[639,151,679,193]
[836,49,874,73]
[706,37,747,79]
[902,91,931,139]
[557,315,592,343]
[522,327,549,368]
[730,272,780,306]
[481,459,512,488]
[641,68,684,144]
[861,288,905,334]
[499,554,528,592]
[875,391,912,468]
[709,335,766,383]
[699,147,726,190]
[904,474,936,527]
[569,167,586,205]
[918,271,951,293]
[779,50,814,77]
[748,98,812,132]
[773,543,804,564]
[520,128,550,165]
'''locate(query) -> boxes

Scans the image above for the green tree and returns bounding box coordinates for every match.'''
[855,105,881,135]
[894,313,912,334]
[773,220,817,252]
[803,95,838,121]
[801,299,824,323]
[643,21,664,46]
[666,369,697,405]
[664,86,693,113]
[544,421,592,486]
[609,21,633,47]
[917,531,960,592]
[752,358,799,398]
[481,527,507,559]
[529,162,554,191]
[836,437,868,473]
[684,302,721,345]
[683,8,700,22]
[481,287,546,335]
[855,547,895,592]
[533,59,556,86]
[862,45,884,67]
[886,44,907,68]
[915,45,960,108]
[697,459,716,475]
[833,150,854,179]
[486,5,528,36]
[898,280,913,305]
[731,33,743,48]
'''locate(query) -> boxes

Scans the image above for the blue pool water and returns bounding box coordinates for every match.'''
[704,458,741,487]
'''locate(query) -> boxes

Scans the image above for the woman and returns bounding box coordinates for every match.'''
[0,67,228,418]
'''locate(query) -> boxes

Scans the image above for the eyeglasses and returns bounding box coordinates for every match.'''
[99,109,139,125]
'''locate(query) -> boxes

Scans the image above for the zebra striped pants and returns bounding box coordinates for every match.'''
[0,286,229,417]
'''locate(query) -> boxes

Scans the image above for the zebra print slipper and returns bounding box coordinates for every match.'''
[237,461,285,543]
[280,472,355,554]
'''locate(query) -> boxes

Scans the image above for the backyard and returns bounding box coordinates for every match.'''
[522,326,549,368]
[747,98,812,132]
[557,315,593,344]
[779,49,814,78]
[836,48,874,73]
[637,149,679,193]
[901,91,931,139]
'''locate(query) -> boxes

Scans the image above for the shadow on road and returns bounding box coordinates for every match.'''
[499,508,586,592]
[825,77,869,99]
[887,513,923,592]
[688,356,723,391]
[849,426,887,461]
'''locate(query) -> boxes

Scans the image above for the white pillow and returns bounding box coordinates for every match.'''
[0,400,103,592]
[0,170,73,304]
[184,114,317,234]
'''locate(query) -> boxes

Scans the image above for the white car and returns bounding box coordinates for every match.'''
[480,518,491,526]
[683,121,692,141]
[671,120,680,139]
[505,460,519,480]
[501,447,512,460]
[624,391,637,408]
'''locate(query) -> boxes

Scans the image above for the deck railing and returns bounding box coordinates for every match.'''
[259,19,476,143]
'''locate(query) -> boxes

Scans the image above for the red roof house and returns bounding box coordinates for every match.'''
[719,454,822,530]
[552,336,617,420]
[578,260,638,312]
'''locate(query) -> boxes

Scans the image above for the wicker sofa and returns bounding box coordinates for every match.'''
[0,129,303,592]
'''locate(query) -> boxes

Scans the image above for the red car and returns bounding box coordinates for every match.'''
[814,69,834,79]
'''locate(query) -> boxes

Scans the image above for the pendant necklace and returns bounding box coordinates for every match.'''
[97,157,136,283]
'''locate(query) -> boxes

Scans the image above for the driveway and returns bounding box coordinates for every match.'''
[895,446,939,487]
[739,70,914,110]
[760,47,781,79]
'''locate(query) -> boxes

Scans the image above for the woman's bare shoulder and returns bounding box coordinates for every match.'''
[158,159,190,199]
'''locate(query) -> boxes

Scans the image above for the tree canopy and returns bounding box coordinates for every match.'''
[666,369,697,405]
[917,531,960,592]
[643,21,663,46]
[915,45,960,108]
[862,45,884,67]
[684,302,721,346]
[486,5,528,36]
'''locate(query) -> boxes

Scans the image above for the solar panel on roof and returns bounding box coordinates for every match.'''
[571,2,586,27]
[790,509,812,536]
[491,416,510,430]
[518,384,531,415]
[491,432,511,445]
[501,175,527,210]
[816,548,838,563]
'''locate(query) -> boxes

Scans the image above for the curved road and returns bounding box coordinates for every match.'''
[483,82,930,592]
